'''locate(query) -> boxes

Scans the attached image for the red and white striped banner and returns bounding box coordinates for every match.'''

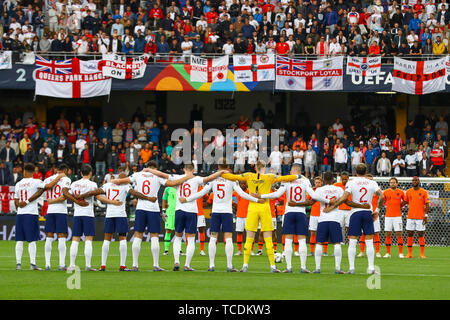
[0,186,15,214]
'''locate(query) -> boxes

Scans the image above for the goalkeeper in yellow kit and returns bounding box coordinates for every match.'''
[222,160,299,272]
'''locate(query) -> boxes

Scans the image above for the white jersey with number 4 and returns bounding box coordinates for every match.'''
[44,175,72,214]
[130,171,167,212]
[345,177,381,213]
[314,185,344,223]
[14,178,45,215]
[185,177,258,213]
[101,183,131,218]
[262,178,328,214]
[170,175,204,213]
[70,178,98,217]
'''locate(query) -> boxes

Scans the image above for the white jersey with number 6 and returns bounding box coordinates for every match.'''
[130,172,167,212]
[170,175,204,213]
[185,177,259,213]
[314,185,344,223]
[70,178,98,217]
[345,177,381,213]
[261,178,328,214]
[44,175,72,214]
[14,178,45,215]
[101,183,131,218]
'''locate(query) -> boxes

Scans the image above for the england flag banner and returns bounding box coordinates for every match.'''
[35,55,111,98]
[190,55,228,82]
[100,53,149,79]
[276,56,343,91]
[233,54,275,82]
[392,57,446,95]
[446,55,450,74]
[0,51,12,70]
[0,186,15,214]
[346,56,381,76]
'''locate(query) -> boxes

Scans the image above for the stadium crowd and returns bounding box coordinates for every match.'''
[0,105,447,186]
[0,0,449,59]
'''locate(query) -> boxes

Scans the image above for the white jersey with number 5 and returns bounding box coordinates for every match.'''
[170,175,204,213]
[130,171,167,212]
[314,185,344,223]
[185,177,259,213]
[44,175,72,214]
[262,178,327,214]
[345,177,381,213]
[70,178,98,217]
[101,183,131,218]
[14,178,45,215]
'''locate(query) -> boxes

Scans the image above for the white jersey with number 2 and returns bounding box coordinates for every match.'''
[345,177,381,213]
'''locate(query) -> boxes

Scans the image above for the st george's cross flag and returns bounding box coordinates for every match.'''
[190,55,228,82]
[233,54,275,82]
[0,51,12,70]
[99,53,149,79]
[0,186,15,214]
[276,56,343,91]
[346,56,381,76]
[392,57,446,95]
[35,55,111,98]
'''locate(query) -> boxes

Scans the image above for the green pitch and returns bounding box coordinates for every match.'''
[0,240,449,300]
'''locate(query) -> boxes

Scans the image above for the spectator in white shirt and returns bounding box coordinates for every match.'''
[269,146,283,174]
[251,116,264,130]
[292,145,304,169]
[392,153,406,177]
[351,146,363,175]
[334,142,348,173]
[222,38,234,55]
[405,149,418,176]
[181,36,193,56]
[329,37,342,55]
[233,146,246,173]
[332,118,344,138]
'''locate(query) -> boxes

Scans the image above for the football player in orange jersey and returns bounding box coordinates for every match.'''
[383,177,408,258]
[308,176,328,256]
[234,181,250,256]
[404,176,429,259]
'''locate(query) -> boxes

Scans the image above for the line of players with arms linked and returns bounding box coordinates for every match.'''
[13,158,429,274]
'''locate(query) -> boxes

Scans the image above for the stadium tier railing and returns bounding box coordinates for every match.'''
[7,51,448,65]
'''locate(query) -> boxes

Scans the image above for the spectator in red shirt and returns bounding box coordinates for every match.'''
[25,118,37,137]
[33,166,43,180]
[392,134,404,153]
[315,35,329,56]
[206,7,218,24]
[369,41,380,55]
[275,36,290,55]
[145,40,157,54]
[430,142,445,174]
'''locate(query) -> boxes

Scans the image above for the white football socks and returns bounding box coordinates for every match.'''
[58,238,67,267]
[132,237,142,267]
[348,238,357,271]
[185,236,195,267]
[101,240,110,266]
[334,244,342,271]
[69,241,79,267]
[28,241,37,265]
[173,236,182,265]
[299,238,307,269]
[45,237,54,267]
[365,238,375,271]
[208,236,217,268]
[15,241,23,264]
[84,240,93,268]
[284,238,293,270]
[150,237,159,267]
[119,240,127,267]
[225,238,233,269]
[315,244,323,270]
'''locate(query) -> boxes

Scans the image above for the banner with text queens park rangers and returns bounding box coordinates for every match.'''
[35,55,111,98]
[276,56,343,91]
[99,53,149,79]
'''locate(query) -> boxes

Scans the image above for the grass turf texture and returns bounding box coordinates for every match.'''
[0,240,449,300]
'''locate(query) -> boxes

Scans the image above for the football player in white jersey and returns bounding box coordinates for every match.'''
[77,172,155,271]
[150,163,227,272]
[110,161,195,271]
[310,172,370,274]
[326,164,384,274]
[180,161,263,272]
[68,164,100,271]
[258,164,331,273]
[43,163,87,271]
[14,163,65,270]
